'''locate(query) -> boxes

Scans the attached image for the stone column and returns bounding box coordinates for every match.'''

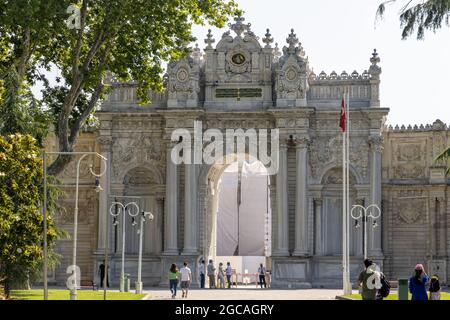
[163,143,178,255]
[97,136,112,251]
[368,135,383,257]
[293,137,310,256]
[156,196,165,254]
[273,142,289,256]
[438,197,447,257]
[314,199,323,256]
[183,162,198,255]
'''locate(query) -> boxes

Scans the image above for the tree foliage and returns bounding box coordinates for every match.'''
[0,134,62,298]
[436,147,450,175]
[0,0,240,176]
[377,0,450,39]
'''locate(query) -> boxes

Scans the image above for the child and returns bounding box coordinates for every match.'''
[429,275,441,300]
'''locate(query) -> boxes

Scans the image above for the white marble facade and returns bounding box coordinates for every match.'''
[50,17,449,288]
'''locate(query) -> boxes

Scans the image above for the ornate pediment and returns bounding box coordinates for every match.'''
[275,29,309,105]
[166,47,201,107]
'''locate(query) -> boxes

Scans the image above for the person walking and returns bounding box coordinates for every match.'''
[225,262,232,289]
[198,259,206,289]
[180,262,192,298]
[429,275,441,300]
[168,263,179,299]
[409,264,429,301]
[258,263,267,288]
[207,259,216,289]
[357,259,379,300]
[217,263,225,289]
[98,260,109,288]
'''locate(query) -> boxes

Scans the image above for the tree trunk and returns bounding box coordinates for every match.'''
[4,278,10,299]
[47,153,74,176]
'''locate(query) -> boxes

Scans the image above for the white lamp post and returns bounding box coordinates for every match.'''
[109,200,139,292]
[136,211,154,294]
[43,151,107,301]
[350,204,381,259]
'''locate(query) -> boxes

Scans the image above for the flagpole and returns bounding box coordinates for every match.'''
[342,95,347,295]
[346,86,351,293]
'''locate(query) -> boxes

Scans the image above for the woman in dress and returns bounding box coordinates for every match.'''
[409,264,429,300]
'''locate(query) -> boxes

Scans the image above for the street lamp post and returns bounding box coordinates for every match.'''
[43,151,107,301]
[136,211,154,294]
[109,200,139,292]
[350,204,381,259]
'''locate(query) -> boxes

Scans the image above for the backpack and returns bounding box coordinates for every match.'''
[378,273,390,298]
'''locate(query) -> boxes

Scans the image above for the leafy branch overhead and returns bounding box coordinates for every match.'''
[0,0,241,175]
[377,0,450,39]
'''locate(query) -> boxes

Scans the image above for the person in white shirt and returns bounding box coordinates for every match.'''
[180,262,192,298]
[198,259,205,288]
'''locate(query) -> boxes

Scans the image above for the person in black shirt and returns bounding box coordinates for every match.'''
[98,260,109,288]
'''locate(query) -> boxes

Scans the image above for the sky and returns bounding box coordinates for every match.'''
[190,0,450,126]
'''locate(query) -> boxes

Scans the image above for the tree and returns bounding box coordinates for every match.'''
[0,0,69,145]
[377,0,450,39]
[0,134,62,298]
[0,0,240,175]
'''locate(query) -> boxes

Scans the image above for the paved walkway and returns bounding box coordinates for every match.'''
[143,286,348,300]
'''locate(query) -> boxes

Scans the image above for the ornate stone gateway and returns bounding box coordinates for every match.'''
[50,16,447,288]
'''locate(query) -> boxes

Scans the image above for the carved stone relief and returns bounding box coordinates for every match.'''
[309,135,368,181]
[112,135,164,181]
[392,142,426,179]
[394,197,426,224]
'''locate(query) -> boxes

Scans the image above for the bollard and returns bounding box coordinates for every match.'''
[125,274,130,292]
[398,278,408,300]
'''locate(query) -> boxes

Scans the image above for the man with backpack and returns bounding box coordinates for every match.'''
[358,259,390,300]
[376,268,390,300]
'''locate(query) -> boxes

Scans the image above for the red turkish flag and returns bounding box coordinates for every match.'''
[339,96,346,132]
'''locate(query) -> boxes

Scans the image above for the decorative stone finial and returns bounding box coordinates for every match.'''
[432,119,446,130]
[191,43,202,62]
[273,42,281,61]
[204,29,215,49]
[263,28,274,48]
[370,49,380,65]
[369,48,381,78]
[228,16,251,37]
[286,28,299,51]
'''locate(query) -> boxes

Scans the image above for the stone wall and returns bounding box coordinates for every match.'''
[44,130,101,284]
[382,120,449,283]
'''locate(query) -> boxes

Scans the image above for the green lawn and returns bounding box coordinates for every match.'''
[10,289,146,300]
[344,292,450,300]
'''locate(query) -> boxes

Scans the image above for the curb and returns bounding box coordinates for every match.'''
[142,293,152,300]
[335,295,355,300]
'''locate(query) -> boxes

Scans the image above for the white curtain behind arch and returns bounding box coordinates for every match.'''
[216,161,269,256]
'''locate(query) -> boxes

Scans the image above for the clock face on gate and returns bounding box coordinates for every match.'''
[231,53,246,65]
[286,67,298,81]
[176,68,189,82]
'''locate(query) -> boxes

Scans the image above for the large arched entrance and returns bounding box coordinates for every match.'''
[201,155,272,286]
